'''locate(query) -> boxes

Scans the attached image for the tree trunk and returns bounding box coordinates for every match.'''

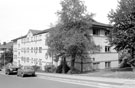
[71,56,75,71]
[131,48,134,59]
[62,56,66,73]
[81,58,83,73]
[130,48,135,69]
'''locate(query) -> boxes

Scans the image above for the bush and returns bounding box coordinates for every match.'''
[32,65,41,71]
[104,67,133,72]
[63,64,70,73]
[67,68,81,74]
[56,64,70,73]
[118,67,133,71]
[56,65,63,73]
[44,65,56,73]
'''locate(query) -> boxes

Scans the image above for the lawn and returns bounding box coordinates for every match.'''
[80,70,135,79]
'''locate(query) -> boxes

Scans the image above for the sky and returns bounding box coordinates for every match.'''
[0,0,118,43]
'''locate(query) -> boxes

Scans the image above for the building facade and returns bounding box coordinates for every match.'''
[12,21,119,71]
[90,22,119,70]
[12,29,54,70]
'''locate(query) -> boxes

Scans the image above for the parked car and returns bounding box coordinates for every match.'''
[17,66,35,77]
[5,63,19,75]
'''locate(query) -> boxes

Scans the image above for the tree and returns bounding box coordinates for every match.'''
[0,48,13,67]
[3,42,6,45]
[108,0,135,67]
[46,0,99,73]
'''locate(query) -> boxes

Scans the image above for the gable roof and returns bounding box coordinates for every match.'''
[0,42,13,49]
[12,29,43,41]
[11,21,112,41]
[92,21,112,28]
[35,28,53,35]
[12,35,27,41]
[29,29,42,35]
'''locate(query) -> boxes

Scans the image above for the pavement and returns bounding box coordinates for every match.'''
[36,72,135,88]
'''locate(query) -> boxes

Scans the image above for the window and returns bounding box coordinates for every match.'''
[35,47,38,53]
[24,57,26,63]
[39,47,42,53]
[18,44,20,47]
[35,36,37,42]
[93,29,100,35]
[105,62,111,68]
[34,58,38,65]
[31,58,33,64]
[39,34,42,40]
[18,52,20,56]
[24,48,26,53]
[27,38,29,42]
[105,46,110,52]
[31,37,33,42]
[21,39,23,43]
[45,53,48,59]
[21,48,23,52]
[27,47,29,53]
[21,57,24,62]
[105,31,109,36]
[23,39,24,43]
[34,47,36,53]
[31,47,33,53]
[39,59,42,65]
[93,62,100,70]
[14,55,17,59]
[27,57,29,63]
[93,58,95,61]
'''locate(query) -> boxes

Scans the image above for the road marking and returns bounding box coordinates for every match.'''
[38,76,122,88]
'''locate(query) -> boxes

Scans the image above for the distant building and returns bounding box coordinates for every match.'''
[12,29,53,70]
[12,21,119,71]
[0,42,13,57]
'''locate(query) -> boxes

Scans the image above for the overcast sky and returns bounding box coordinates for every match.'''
[0,0,118,43]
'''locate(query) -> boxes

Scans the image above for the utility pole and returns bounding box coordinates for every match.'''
[3,48,5,68]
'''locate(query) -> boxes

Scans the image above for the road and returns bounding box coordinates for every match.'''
[0,72,97,88]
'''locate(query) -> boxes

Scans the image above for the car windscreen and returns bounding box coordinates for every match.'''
[24,66,34,70]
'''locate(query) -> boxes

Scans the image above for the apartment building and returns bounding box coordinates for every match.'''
[12,21,119,71]
[12,29,54,70]
[90,22,118,70]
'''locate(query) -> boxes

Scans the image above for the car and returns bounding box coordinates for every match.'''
[0,67,2,71]
[5,63,19,75]
[17,66,35,77]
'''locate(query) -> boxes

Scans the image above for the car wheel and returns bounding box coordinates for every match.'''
[17,73,20,77]
[6,70,10,75]
[21,73,24,77]
[32,73,35,76]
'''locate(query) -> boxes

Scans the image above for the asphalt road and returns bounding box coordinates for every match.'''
[0,73,97,88]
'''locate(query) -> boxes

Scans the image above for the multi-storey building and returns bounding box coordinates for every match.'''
[90,22,118,70]
[12,29,54,70]
[12,21,119,71]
